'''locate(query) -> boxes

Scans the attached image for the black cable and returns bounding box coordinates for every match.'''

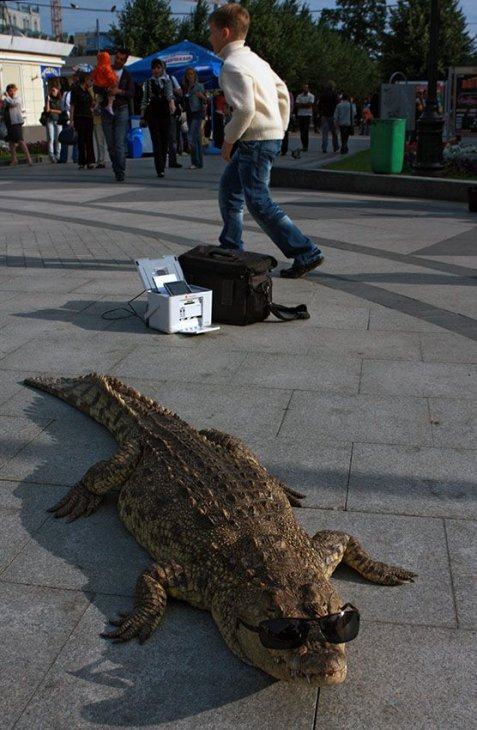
[100,288,146,321]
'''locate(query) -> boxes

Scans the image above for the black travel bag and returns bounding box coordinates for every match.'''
[178,246,310,326]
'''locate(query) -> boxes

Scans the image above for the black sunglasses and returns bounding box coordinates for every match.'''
[238,603,360,650]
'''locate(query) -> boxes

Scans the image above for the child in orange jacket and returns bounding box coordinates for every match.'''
[92,52,117,117]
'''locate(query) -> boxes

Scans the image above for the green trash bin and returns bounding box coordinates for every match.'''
[370,118,406,174]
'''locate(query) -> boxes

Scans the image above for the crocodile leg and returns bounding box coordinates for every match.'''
[199,428,305,507]
[102,562,195,644]
[48,439,141,522]
[312,530,417,585]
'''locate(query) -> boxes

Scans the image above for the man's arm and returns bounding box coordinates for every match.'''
[115,70,135,100]
[221,70,256,144]
[272,70,290,131]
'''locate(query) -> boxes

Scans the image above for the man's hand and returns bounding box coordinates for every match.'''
[108,86,120,97]
[221,141,234,162]
[169,100,176,114]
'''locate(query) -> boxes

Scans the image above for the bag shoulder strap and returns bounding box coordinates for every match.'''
[269,302,310,322]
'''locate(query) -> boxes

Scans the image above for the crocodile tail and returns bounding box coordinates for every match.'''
[24,373,135,440]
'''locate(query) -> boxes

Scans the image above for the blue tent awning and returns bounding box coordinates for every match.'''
[127,40,223,89]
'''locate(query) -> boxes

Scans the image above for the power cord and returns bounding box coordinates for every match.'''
[100,290,146,321]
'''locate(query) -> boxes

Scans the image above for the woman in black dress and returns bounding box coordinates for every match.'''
[2,84,32,166]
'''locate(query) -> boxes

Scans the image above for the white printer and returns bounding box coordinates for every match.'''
[135,256,219,335]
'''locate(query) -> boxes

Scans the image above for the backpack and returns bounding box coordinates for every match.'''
[178,246,310,326]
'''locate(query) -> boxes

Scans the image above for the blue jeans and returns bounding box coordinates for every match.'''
[219,140,321,265]
[321,116,339,153]
[188,116,203,168]
[46,119,60,160]
[102,106,129,179]
[59,125,78,163]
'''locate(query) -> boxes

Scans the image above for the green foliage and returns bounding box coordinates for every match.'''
[320,0,387,58]
[110,0,177,57]
[241,0,380,97]
[381,0,473,80]
[177,0,211,47]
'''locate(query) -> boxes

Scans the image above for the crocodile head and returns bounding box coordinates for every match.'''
[217,577,349,686]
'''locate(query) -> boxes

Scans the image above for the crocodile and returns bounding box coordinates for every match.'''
[24,373,416,686]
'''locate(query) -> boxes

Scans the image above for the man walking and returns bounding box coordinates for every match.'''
[209,4,323,279]
[318,82,339,154]
[334,93,356,155]
[295,83,314,152]
[101,48,134,182]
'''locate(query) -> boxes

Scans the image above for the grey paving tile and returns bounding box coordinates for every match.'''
[280,391,432,447]
[429,397,477,449]
[0,479,66,513]
[297,509,455,627]
[368,306,451,333]
[121,378,292,441]
[445,519,477,629]
[0,583,90,728]
[113,347,245,384]
[361,359,477,398]
[347,444,477,519]
[316,622,476,729]
[2,498,150,595]
[0,409,117,486]
[420,332,477,364]
[246,437,350,509]
[0,504,50,573]
[16,597,317,730]
[233,353,361,393]
[0,415,51,469]
[0,333,132,374]
[307,328,421,361]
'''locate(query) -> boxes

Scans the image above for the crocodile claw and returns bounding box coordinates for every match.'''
[48,485,102,522]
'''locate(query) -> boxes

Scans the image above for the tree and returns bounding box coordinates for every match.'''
[381,0,473,80]
[177,0,210,47]
[320,0,387,58]
[241,0,379,97]
[110,0,177,57]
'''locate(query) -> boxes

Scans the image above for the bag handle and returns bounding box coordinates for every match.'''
[269,303,310,322]
[209,250,240,261]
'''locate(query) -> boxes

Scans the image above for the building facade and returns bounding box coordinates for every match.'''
[0,34,72,136]
[0,3,41,35]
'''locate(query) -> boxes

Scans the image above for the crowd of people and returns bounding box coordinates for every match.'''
[282,82,377,156]
[0,47,231,181]
[1,45,378,179]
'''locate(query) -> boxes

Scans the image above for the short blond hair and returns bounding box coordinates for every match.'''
[209,3,250,38]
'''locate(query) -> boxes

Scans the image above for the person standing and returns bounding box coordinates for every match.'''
[333,93,356,155]
[318,82,339,153]
[167,69,182,169]
[59,76,78,164]
[140,58,175,178]
[182,68,207,170]
[92,95,107,168]
[70,71,95,169]
[101,48,134,182]
[45,85,61,162]
[295,83,314,152]
[2,85,32,166]
[280,89,294,155]
[208,4,324,279]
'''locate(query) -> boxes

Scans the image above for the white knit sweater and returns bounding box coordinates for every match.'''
[219,41,290,144]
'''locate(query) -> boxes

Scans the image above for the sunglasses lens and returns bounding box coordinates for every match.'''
[259,619,308,650]
[321,609,360,644]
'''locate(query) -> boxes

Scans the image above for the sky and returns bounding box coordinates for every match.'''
[27,0,477,40]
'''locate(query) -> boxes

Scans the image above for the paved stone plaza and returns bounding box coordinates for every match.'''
[0,153,475,729]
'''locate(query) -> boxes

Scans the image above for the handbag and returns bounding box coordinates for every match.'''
[39,110,48,126]
[58,126,78,145]
[179,246,310,326]
[58,110,69,126]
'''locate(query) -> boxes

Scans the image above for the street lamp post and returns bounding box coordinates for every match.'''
[414,0,444,172]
